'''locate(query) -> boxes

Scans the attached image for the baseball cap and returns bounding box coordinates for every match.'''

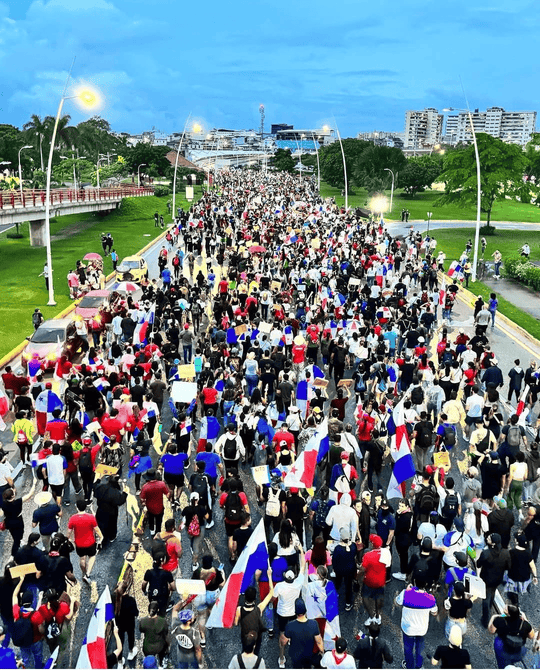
[142,657,159,669]
[190,491,200,500]
[340,451,349,460]
[369,534,383,549]
[290,487,299,494]
[279,440,288,446]
[178,609,194,622]
[284,570,296,582]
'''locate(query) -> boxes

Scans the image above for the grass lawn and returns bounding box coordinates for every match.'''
[0,186,204,360]
[319,183,540,223]
[432,226,540,341]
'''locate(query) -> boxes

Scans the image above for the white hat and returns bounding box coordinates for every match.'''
[35,491,53,506]
[289,406,299,413]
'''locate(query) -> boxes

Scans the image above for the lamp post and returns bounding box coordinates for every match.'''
[43,64,99,305]
[171,115,193,220]
[311,131,321,192]
[18,145,33,197]
[37,133,44,172]
[383,167,395,215]
[137,163,146,188]
[443,107,481,281]
[427,211,432,236]
[333,118,348,210]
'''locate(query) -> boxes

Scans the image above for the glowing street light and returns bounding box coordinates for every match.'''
[383,168,395,215]
[18,145,33,197]
[369,195,389,218]
[44,67,99,305]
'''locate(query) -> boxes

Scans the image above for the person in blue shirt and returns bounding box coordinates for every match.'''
[444,551,476,597]
[196,443,223,490]
[161,267,171,289]
[0,624,17,668]
[159,443,189,506]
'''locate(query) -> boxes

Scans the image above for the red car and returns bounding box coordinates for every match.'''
[74,289,111,332]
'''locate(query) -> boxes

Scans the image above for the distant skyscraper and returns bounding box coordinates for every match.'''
[443,107,537,146]
[404,108,443,149]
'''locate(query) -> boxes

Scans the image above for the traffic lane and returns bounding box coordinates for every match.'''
[387,221,540,238]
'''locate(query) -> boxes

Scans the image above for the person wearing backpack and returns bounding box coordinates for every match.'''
[414,470,440,524]
[499,415,527,486]
[438,477,461,531]
[413,412,434,475]
[435,413,456,451]
[220,483,250,562]
[489,604,535,668]
[77,437,97,504]
[216,423,245,473]
[262,474,287,539]
[11,411,34,466]
[189,461,213,528]
[181,491,209,572]
[228,629,266,669]
[11,574,45,669]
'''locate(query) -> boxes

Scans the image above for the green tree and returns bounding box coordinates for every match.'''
[319,138,371,191]
[524,132,540,183]
[0,124,24,169]
[438,133,528,227]
[400,153,444,197]
[22,114,48,170]
[76,116,127,163]
[91,158,128,186]
[271,148,295,173]
[352,145,407,192]
[124,144,172,177]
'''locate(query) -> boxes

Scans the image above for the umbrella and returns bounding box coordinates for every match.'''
[113,281,139,293]
[83,252,102,261]
[249,245,266,254]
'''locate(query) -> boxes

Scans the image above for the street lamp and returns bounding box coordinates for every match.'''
[384,168,395,215]
[43,67,98,305]
[137,163,146,188]
[18,145,33,197]
[311,131,321,192]
[333,118,348,210]
[443,107,481,281]
[172,115,193,221]
[37,133,44,172]
[427,211,432,236]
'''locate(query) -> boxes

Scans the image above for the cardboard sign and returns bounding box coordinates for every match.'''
[348,277,361,286]
[273,304,282,311]
[10,563,37,580]
[95,464,119,477]
[337,379,354,388]
[313,378,329,388]
[251,465,271,486]
[171,381,198,404]
[271,281,281,292]
[235,324,247,336]
[258,321,272,334]
[433,451,451,469]
[175,579,207,597]
[177,364,196,378]
[464,573,486,599]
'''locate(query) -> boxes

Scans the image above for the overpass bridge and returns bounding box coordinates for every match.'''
[0,186,154,246]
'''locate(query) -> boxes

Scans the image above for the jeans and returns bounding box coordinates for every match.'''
[494,636,526,669]
[245,374,259,397]
[222,400,235,427]
[20,640,43,669]
[490,309,497,326]
[183,345,193,364]
[445,617,467,639]
[402,632,425,669]
[333,571,354,607]
[482,585,497,626]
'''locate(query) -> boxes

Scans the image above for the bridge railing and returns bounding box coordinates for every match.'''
[0,186,154,210]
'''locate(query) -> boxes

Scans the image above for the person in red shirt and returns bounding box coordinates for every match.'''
[100,408,125,443]
[67,500,104,584]
[154,518,183,574]
[272,429,295,454]
[218,278,229,295]
[38,588,78,653]
[291,337,307,374]
[1,366,27,406]
[11,576,46,668]
[200,381,219,415]
[359,534,387,626]
[140,469,170,536]
[45,409,68,444]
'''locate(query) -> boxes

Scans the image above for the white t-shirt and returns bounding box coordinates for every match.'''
[320,651,357,668]
[396,588,438,636]
[45,454,67,486]
[418,522,447,550]
[466,394,484,418]
[0,461,13,487]
[274,574,303,617]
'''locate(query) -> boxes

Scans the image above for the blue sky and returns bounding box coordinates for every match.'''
[1,0,537,137]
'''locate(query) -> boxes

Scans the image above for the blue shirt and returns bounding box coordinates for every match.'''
[196,452,221,479]
[376,509,396,544]
[0,646,17,669]
[160,452,189,475]
[162,268,171,284]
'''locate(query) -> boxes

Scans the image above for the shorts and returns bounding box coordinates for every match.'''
[50,484,64,499]
[465,415,481,426]
[362,583,385,600]
[76,543,97,558]
[278,613,295,632]
[225,521,241,537]
[164,472,184,488]
[192,588,220,611]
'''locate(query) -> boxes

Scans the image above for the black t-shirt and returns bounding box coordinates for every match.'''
[181,504,207,527]
[493,616,532,643]
[508,548,533,582]
[285,494,305,522]
[477,547,512,587]
[233,527,254,557]
[354,636,393,669]
[284,619,319,662]
[433,645,471,669]
[41,554,74,593]
[143,568,173,604]
[447,597,473,620]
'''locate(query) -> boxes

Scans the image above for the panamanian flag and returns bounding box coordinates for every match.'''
[303,574,341,650]
[35,389,64,416]
[133,304,155,346]
[199,415,220,441]
[284,419,329,489]
[387,400,415,499]
[447,261,462,278]
[75,586,114,668]
[516,384,530,423]
[207,519,269,628]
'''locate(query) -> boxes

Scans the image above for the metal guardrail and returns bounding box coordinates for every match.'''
[0,186,154,210]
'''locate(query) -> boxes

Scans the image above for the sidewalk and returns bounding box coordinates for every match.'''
[482,274,540,321]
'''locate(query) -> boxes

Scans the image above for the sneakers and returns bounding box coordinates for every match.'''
[374,616,382,625]
[393,572,407,581]
[279,658,286,669]
[345,603,353,611]
[364,617,374,626]
[82,575,91,585]
[127,646,138,661]
[64,500,70,506]
[75,489,83,495]
[206,520,215,529]
[192,563,199,571]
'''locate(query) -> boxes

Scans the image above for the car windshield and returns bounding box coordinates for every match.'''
[120,260,140,269]
[31,327,66,344]
[78,295,106,308]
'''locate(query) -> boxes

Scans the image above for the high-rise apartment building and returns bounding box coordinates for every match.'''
[443,107,536,145]
[404,108,443,149]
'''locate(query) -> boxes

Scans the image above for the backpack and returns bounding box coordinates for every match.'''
[187,513,201,537]
[507,425,521,448]
[411,386,424,405]
[416,422,433,448]
[79,448,93,474]
[266,487,281,518]
[16,429,29,445]
[442,350,454,365]
[12,614,34,648]
[191,473,209,501]
[504,621,525,651]
[46,620,61,639]
[173,256,180,266]
[225,491,243,522]
[102,445,122,469]
[441,491,459,520]
[417,484,439,513]
[314,499,330,528]
[443,425,456,447]
[223,437,238,461]
[476,430,490,453]
[236,653,262,669]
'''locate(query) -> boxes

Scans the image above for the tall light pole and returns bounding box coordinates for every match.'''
[383,167,395,215]
[18,145,33,197]
[443,107,481,281]
[37,133,44,172]
[137,163,146,188]
[427,211,432,236]
[311,131,320,192]
[333,117,348,210]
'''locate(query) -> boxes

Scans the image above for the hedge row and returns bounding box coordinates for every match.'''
[504,256,540,290]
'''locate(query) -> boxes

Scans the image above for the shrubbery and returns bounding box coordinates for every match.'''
[480,224,496,235]
[504,256,540,290]
[153,185,171,197]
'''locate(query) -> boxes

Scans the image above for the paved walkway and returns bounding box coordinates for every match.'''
[482,274,540,320]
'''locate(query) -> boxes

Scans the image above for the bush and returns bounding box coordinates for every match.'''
[480,224,496,235]
[6,232,24,239]
[504,255,540,290]
[153,185,171,197]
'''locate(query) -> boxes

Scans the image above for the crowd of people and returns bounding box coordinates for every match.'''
[1,167,540,669]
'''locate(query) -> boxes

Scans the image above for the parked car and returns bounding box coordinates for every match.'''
[115,255,148,282]
[21,318,85,371]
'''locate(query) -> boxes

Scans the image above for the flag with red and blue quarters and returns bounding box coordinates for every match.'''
[35,389,64,416]
[199,415,220,441]
[133,304,155,346]
[303,574,341,650]
[206,519,269,628]
[386,400,416,500]
[283,419,329,489]
[75,586,114,669]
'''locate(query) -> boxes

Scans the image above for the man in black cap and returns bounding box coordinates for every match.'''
[282,598,323,669]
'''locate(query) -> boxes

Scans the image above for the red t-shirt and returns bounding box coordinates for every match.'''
[219,491,249,526]
[201,388,218,405]
[140,480,170,514]
[160,534,182,572]
[292,344,307,364]
[38,601,70,626]
[101,417,124,442]
[13,605,45,643]
[45,419,68,443]
[219,280,229,294]
[362,549,386,588]
[68,512,98,548]
[272,430,295,452]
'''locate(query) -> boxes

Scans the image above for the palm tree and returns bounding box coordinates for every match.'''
[23,114,48,171]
